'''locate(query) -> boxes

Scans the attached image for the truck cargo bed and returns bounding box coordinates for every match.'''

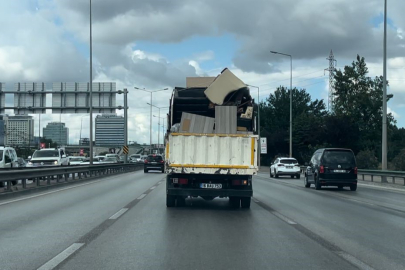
[166,133,258,175]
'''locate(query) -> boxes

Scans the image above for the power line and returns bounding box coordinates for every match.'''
[257,69,325,87]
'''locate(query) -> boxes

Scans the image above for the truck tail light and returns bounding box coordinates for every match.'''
[232,180,248,185]
[354,167,358,175]
[232,180,241,185]
[319,165,325,174]
[179,178,188,184]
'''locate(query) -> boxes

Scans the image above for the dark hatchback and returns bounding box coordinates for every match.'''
[144,154,165,173]
[305,148,358,191]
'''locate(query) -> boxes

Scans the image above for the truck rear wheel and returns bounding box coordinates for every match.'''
[241,197,251,209]
[229,197,240,209]
[166,194,175,207]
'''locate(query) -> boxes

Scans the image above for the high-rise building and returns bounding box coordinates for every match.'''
[79,137,90,146]
[95,114,124,146]
[0,115,8,146]
[6,115,34,146]
[43,122,69,145]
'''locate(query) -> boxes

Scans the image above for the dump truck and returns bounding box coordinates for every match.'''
[165,68,259,208]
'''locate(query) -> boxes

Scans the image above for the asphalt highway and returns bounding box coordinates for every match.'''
[0,170,404,270]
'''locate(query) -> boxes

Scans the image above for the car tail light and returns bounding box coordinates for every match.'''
[160,160,164,163]
[278,164,284,167]
[354,167,358,175]
[144,159,148,164]
[319,165,324,174]
[179,178,188,184]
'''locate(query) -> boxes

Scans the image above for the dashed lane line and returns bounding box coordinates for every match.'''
[108,208,129,220]
[37,243,84,270]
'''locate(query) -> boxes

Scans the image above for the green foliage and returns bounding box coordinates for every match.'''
[392,149,405,171]
[258,55,405,168]
[356,150,379,169]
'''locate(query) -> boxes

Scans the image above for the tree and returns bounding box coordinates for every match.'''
[356,150,379,169]
[260,87,327,164]
[333,55,395,157]
[392,149,405,171]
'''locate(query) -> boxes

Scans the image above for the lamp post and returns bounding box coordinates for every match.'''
[246,84,261,167]
[382,0,388,173]
[135,87,169,153]
[153,115,167,154]
[148,104,169,151]
[271,50,293,157]
[89,0,94,164]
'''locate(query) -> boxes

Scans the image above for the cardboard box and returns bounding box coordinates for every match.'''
[215,106,237,134]
[180,112,214,134]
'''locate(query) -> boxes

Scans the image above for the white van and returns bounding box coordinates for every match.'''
[0,146,19,187]
[0,146,19,169]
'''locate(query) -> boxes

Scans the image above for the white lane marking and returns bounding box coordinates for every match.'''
[0,179,105,207]
[150,186,156,190]
[108,208,128,220]
[272,212,297,225]
[137,194,146,200]
[337,251,375,270]
[37,243,84,270]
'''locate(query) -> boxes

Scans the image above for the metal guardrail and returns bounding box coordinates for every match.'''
[357,169,405,186]
[0,163,143,192]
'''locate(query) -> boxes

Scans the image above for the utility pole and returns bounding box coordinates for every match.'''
[326,50,337,112]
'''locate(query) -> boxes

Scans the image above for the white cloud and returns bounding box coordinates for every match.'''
[388,107,400,118]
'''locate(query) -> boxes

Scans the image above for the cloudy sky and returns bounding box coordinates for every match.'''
[0,0,404,145]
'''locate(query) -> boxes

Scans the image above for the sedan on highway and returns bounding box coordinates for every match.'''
[144,154,164,173]
[69,157,85,165]
[101,157,119,164]
[270,157,301,179]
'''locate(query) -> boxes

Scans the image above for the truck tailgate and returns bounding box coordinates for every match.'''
[166,133,258,175]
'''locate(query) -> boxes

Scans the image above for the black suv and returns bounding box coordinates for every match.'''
[305,148,358,191]
[144,154,165,173]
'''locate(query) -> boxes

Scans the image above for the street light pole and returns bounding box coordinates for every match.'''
[135,87,169,154]
[148,104,169,153]
[89,0,94,164]
[382,0,388,172]
[271,51,293,157]
[246,84,260,168]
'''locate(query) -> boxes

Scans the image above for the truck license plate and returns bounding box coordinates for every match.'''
[200,183,222,189]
